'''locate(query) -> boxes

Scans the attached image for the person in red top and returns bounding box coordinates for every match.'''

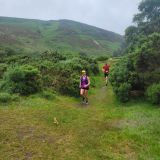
[102,63,110,86]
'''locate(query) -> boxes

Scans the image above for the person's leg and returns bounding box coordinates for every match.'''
[84,90,88,104]
[105,73,109,86]
[104,73,107,85]
[80,89,85,102]
[105,76,108,86]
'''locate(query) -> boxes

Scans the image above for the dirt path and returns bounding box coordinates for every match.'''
[78,74,113,108]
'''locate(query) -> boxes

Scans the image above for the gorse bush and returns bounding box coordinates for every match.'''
[40,90,56,100]
[0,93,12,103]
[110,58,134,102]
[146,83,160,104]
[96,56,109,61]
[0,92,19,103]
[40,50,66,62]
[37,52,99,97]
[111,0,160,104]
[53,71,80,97]
[50,56,98,96]
[0,63,7,78]
[11,94,20,101]
[116,83,132,102]
[2,65,42,95]
[0,49,99,97]
[133,33,160,88]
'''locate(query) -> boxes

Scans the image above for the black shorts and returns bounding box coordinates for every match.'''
[81,87,89,90]
[104,73,109,78]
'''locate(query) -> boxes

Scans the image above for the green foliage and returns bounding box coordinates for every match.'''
[53,71,80,97]
[0,63,8,78]
[125,26,138,45]
[2,65,42,95]
[110,58,134,102]
[113,42,127,57]
[0,93,12,103]
[116,83,132,102]
[0,50,99,97]
[134,33,160,88]
[133,0,160,34]
[40,90,56,100]
[0,43,99,98]
[137,1,160,32]
[96,56,109,61]
[146,83,160,104]
[0,17,123,56]
[0,47,16,56]
[40,50,66,62]
[11,94,20,101]
[37,52,99,97]
[47,55,99,97]
[111,0,160,103]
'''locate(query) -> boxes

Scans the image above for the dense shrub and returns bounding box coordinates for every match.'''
[110,34,160,102]
[2,65,42,95]
[0,47,16,62]
[40,90,56,100]
[53,70,80,97]
[0,93,12,103]
[1,49,99,97]
[0,92,19,103]
[40,50,66,62]
[146,83,160,104]
[78,55,99,74]
[90,63,99,75]
[116,83,132,102]
[11,94,20,101]
[0,63,8,78]
[110,0,160,103]
[38,56,99,97]
[6,55,31,65]
[96,56,109,61]
[133,33,160,87]
[110,58,133,102]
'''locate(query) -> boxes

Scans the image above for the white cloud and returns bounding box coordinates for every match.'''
[0,0,141,34]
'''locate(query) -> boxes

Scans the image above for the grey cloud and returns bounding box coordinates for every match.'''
[0,0,141,34]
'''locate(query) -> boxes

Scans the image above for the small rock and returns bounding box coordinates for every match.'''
[53,117,59,125]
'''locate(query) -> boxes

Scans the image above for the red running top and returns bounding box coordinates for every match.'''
[103,64,110,73]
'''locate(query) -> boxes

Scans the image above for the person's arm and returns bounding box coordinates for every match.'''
[86,77,90,87]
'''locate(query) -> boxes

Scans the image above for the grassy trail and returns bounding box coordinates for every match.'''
[0,66,160,160]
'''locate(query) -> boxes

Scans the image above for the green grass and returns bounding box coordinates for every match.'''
[0,69,160,159]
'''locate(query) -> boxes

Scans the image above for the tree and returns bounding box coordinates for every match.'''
[110,0,160,104]
[133,0,160,34]
[125,26,138,45]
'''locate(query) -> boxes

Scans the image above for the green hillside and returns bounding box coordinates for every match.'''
[0,17,123,56]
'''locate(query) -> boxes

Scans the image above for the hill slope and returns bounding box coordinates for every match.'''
[0,17,123,56]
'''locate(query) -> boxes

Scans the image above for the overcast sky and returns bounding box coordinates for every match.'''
[0,0,141,35]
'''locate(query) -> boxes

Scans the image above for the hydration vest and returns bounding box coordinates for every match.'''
[81,76,88,87]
